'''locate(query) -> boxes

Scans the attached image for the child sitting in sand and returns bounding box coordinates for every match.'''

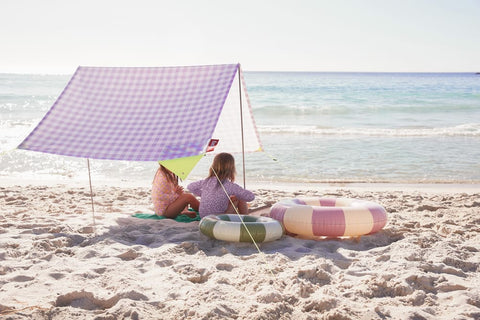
[152,165,199,218]
[187,152,255,218]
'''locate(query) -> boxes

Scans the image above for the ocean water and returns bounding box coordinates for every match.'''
[1,72,479,186]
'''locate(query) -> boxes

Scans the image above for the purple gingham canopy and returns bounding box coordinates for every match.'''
[18,64,239,161]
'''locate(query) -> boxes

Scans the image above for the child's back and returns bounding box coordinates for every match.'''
[188,176,254,218]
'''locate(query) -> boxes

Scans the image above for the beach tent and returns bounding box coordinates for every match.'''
[18,63,262,180]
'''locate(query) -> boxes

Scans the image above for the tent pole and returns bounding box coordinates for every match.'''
[87,158,96,233]
[237,64,246,189]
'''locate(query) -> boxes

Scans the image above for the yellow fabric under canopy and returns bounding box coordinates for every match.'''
[158,155,204,180]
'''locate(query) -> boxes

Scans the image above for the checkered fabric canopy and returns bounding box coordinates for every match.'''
[18,64,260,161]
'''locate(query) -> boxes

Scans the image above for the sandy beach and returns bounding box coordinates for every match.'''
[2,0,479,318]
[0,182,478,320]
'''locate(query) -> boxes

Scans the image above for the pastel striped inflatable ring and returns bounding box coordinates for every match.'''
[199,214,284,243]
[269,197,387,238]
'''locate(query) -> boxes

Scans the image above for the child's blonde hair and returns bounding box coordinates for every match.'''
[208,153,236,182]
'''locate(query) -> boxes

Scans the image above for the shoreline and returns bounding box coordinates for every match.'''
[1,175,479,194]
[247,181,480,194]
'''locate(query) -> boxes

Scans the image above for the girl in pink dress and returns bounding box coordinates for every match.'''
[187,153,255,218]
[152,165,199,218]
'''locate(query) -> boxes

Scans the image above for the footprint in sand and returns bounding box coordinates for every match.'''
[216,263,235,271]
[10,275,34,282]
[156,259,174,267]
[116,248,140,261]
[297,265,332,285]
[175,264,212,283]
[48,272,66,280]
[55,290,148,310]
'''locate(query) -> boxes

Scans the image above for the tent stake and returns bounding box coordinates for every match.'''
[238,64,246,189]
[87,158,96,233]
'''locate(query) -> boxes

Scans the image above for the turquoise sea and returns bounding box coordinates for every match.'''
[1,72,479,185]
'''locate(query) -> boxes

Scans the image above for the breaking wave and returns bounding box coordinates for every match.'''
[258,123,480,137]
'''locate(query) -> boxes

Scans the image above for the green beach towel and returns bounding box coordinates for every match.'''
[132,212,200,223]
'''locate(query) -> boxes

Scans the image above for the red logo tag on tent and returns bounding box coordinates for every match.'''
[206,139,219,152]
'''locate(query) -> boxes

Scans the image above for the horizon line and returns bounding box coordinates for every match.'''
[1,69,479,76]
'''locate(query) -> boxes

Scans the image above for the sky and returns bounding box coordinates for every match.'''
[1,0,480,74]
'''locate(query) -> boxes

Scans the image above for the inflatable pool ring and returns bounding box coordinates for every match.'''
[270,197,387,238]
[199,214,284,243]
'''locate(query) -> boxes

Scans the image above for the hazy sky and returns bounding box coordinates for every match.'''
[1,0,479,73]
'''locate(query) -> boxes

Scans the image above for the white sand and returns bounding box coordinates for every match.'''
[1,183,479,319]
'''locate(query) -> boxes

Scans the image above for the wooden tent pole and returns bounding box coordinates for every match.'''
[87,158,96,233]
[237,64,246,189]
